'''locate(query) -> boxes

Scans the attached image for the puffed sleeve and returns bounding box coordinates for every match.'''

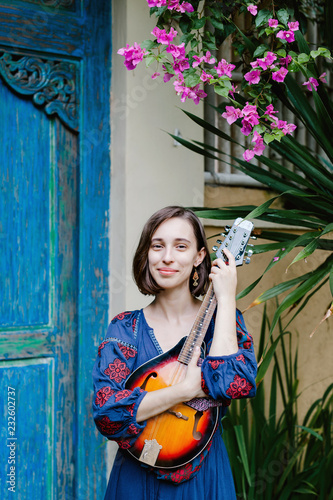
[92,312,147,450]
[201,309,257,402]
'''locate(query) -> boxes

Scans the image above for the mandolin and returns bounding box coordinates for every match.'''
[125,218,254,469]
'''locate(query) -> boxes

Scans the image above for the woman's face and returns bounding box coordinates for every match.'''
[148,217,206,293]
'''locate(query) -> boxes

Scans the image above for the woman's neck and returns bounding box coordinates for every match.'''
[146,288,201,324]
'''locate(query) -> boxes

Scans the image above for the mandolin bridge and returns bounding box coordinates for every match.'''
[139,439,162,466]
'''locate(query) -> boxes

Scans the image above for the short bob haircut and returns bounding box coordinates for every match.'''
[133,206,212,297]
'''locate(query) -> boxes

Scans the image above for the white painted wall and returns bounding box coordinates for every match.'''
[110,0,204,317]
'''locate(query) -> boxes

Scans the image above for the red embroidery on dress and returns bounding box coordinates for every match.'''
[170,463,193,483]
[116,438,132,450]
[209,359,225,370]
[98,341,108,357]
[96,416,122,435]
[95,387,115,407]
[126,403,135,416]
[243,340,252,350]
[114,311,131,321]
[127,423,140,435]
[104,358,130,383]
[236,354,246,364]
[118,343,136,360]
[201,372,209,395]
[226,374,253,398]
[115,389,132,402]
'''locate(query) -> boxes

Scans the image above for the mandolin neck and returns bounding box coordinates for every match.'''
[178,282,217,365]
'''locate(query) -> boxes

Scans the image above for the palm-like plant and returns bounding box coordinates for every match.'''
[166,2,333,348]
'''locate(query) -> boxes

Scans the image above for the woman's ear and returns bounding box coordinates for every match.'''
[194,247,206,267]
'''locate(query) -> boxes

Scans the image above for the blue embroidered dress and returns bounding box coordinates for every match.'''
[92,309,257,500]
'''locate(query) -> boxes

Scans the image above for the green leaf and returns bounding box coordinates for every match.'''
[256,336,281,385]
[255,9,271,28]
[253,44,269,58]
[288,239,319,268]
[183,72,201,87]
[234,426,252,486]
[192,16,206,30]
[214,86,230,98]
[145,55,156,67]
[297,53,310,64]
[210,17,225,31]
[140,39,158,50]
[295,425,323,441]
[277,8,289,27]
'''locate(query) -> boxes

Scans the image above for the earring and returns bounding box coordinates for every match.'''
[192,267,199,287]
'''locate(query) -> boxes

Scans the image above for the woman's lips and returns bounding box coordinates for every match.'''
[158,268,178,275]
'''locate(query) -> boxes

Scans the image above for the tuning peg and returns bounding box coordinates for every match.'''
[245,257,251,264]
[216,239,223,244]
[246,249,253,257]
[212,246,218,252]
[224,225,231,233]
[250,235,257,240]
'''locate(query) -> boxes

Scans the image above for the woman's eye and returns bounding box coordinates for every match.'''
[177,244,187,250]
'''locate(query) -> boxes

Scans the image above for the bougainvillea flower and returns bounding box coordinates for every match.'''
[151,72,160,79]
[264,104,278,121]
[147,0,167,6]
[117,43,146,70]
[288,21,299,31]
[244,69,261,84]
[276,30,295,43]
[268,18,279,28]
[174,79,206,104]
[279,55,292,67]
[319,72,327,83]
[215,59,235,78]
[243,149,255,161]
[151,26,177,44]
[303,77,319,91]
[167,0,194,12]
[247,4,258,16]
[272,66,288,82]
[200,70,213,82]
[166,43,186,60]
[222,106,242,125]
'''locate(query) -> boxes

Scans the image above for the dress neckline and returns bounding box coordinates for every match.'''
[140,308,164,355]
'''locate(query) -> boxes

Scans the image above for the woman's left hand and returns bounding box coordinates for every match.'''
[209,248,237,302]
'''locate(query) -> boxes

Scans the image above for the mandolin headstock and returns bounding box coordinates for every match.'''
[212,217,255,266]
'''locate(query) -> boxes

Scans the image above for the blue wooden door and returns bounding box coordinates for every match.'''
[0,1,111,499]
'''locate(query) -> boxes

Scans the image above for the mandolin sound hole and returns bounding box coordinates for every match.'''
[140,372,158,390]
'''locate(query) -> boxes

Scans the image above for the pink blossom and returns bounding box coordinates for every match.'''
[273,256,279,262]
[151,72,160,79]
[279,55,292,67]
[229,83,238,99]
[247,4,258,16]
[244,69,261,84]
[174,79,207,104]
[147,0,167,6]
[172,58,190,74]
[242,103,260,124]
[243,149,255,161]
[288,21,299,31]
[259,51,277,69]
[271,66,288,82]
[215,59,235,78]
[252,132,265,156]
[271,120,297,134]
[167,43,186,60]
[151,26,177,44]
[268,18,278,28]
[264,104,278,121]
[192,51,216,68]
[167,0,194,13]
[276,30,295,43]
[241,120,253,136]
[303,77,319,91]
[162,65,174,82]
[200,70,213,83]
[222,106,242,125]
[319,72,327,84]
[117,43,146,71]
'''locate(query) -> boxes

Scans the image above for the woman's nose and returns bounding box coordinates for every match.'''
[162,246,174,263]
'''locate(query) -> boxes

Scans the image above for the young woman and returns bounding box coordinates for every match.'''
[93,206,257,500]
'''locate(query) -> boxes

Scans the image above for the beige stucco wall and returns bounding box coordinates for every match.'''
[111,0,205,318]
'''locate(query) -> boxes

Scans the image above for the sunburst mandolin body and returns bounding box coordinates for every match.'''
[125,337,219,469]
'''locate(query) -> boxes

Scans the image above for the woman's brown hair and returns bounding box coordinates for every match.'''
[132,206,212,297]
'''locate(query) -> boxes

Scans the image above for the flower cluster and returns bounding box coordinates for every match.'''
[117,1,330,161]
